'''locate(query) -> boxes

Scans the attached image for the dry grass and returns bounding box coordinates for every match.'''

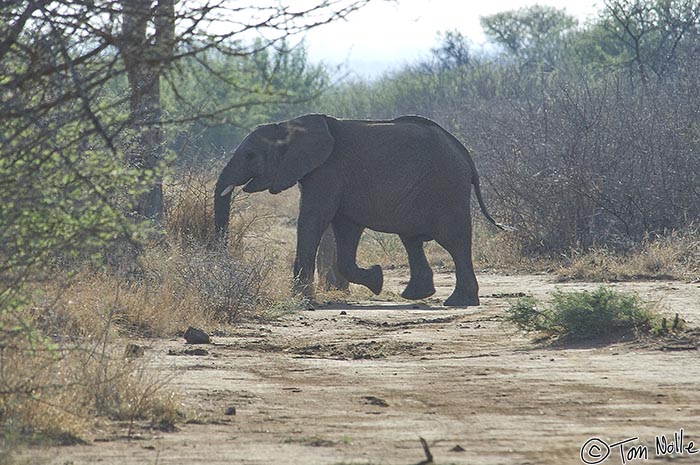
[557,230,700,282]
[164,170,218,245]
[164,170,298,251]
[354,219,533,274]
[353,222,700,284]
[472,220,534,270]
[356,231,408,268]
[0,302,180,449]
[34,240,278,341]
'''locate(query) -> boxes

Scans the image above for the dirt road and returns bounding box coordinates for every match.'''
[22,271,700,465]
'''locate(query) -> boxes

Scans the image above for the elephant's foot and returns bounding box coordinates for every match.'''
[444,291,479,307]
[401,281,436,300]
[365,265,383,295]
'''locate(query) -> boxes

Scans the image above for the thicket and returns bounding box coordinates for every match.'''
[320,1,700,260]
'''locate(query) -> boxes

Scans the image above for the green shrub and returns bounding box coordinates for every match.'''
[506,287,661,341]
[506,296,552,333]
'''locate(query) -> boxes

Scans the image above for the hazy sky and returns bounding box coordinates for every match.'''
[303,0,603,76]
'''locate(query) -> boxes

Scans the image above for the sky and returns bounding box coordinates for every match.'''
[302,0,603,77]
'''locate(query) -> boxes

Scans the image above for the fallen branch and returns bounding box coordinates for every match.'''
[414,436,433,465]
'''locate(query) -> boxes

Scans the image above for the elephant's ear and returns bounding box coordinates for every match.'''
[270,114,334,194]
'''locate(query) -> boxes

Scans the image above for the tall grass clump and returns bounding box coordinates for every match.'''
[506,287,663,342]
[58,176,288,340]
[557,229,700,282]
[164,170,219,246]
[139,242,275,327]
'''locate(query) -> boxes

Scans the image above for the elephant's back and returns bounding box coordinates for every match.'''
[329,118,473,235]
[332,118,469,169]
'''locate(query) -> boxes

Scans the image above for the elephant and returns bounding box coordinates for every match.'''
[214,114,504,306]
[316,227,350,292]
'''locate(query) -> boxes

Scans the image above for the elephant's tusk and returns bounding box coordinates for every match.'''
[220,184,235,196]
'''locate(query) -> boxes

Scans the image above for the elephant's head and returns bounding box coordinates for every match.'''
[214,114,335,234]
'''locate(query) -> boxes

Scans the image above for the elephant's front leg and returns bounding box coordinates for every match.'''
[292,213,329,300]
[332,216,383,295]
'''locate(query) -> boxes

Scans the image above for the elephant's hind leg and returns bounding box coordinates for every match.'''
[332,217,383,295]
[317,227,350,291]
[399,235,435,300]
[434,220,479,307]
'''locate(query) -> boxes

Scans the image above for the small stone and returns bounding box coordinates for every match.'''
[225,406,236,416]
[340,310,347,315]
[184,327,210,344]
[450,445,466,452]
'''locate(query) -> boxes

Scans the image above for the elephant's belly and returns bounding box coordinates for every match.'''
[337,170,470,236]
[338,195,437,237]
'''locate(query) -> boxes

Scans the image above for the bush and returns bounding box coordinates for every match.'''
[162,241,274,324]
[321,14,700,257]
[506,287,661,341]
[471,73,700,254]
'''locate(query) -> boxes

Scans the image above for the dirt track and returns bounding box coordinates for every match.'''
[22,271,700,465]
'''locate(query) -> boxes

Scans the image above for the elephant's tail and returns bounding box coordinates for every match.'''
[392,115,510,231]
[472,174,508,231]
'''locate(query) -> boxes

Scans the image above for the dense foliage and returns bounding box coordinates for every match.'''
[4,0,698,301]
[320,1,700,254]
[0,2,340,304]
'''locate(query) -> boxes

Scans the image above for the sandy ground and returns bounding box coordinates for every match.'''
[16,270,700,465]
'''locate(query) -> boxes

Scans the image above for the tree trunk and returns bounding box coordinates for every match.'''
[120,0,174,222]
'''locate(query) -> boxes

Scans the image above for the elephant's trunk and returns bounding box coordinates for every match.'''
[214,154,255,236]
[214,175,234,236]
